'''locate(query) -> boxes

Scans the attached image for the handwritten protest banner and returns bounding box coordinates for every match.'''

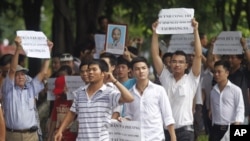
[65,76,85,100]
[94,34,106,59]
[47,78,56,101]
[109,120,141,141]
[213,31,242,55]
[246,38,250,50]
[16,30,50,58]
[156,8,194,34]
[167,34,194,54]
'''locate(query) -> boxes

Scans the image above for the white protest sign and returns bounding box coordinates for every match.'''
[94,34,106,59]
[167,34,194,54]
[156,8,194,34]
[213,31,242,55]
[47,78,56,101]
[65,76,85,100]
[109,120,141,141]
[246,38,250,50]
[16,30,50,58]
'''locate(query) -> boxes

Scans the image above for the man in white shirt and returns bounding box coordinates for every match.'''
[123,57,176,141]
[151,18,202,141]
[210,60,244,141]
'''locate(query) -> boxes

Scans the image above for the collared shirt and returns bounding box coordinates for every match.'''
[159,66,200,128]
[210,80,245,125]
[2,75,44,130]
[70,84,121,141]
[201,69,214,110]
[124,81,175,141]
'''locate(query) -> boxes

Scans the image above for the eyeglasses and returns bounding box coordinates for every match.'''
[171,60,186,64]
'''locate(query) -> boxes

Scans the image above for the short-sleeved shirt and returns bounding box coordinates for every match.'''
[159,66,200,128]
[124,81,175,141]
[2,75,44,129]
[210,80,245,125]
[70,84,121,141]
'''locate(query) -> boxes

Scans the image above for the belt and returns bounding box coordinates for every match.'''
[175,125,194,132]
[6,126,38,133]
[213,124,229,131]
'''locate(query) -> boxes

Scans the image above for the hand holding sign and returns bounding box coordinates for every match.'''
[16,30,51,58]
[156,8,194,34]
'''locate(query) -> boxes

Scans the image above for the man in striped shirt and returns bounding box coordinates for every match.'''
[54,59,134,141]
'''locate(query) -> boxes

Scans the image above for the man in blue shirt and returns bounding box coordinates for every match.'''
[2,36,52,141]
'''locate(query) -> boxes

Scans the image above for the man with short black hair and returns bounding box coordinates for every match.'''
[2,36,52,141]
[54,59,134,141]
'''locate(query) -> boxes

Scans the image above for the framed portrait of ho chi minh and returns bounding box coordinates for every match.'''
[105,24,127,55]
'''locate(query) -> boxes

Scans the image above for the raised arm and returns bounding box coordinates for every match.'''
[36,40,53,82]
[54,111,76,141]
[240,37,250,63]
[9,36,22,80]
[151,21,164,75]
[106,72,134,103]
[191,18,202,76]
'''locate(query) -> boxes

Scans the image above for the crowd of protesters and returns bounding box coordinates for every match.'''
[0,15,249,141]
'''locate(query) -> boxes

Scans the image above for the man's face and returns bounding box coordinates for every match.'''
[0,63,10,78]
[88,64,104,83]
[80,65,89,83]
[112,29,121,41]
[60,61,74,69]
[163,56,171,68]
[116,64,130,80]
[170,55,188,75]
[101,58,115,73]
[52,57,61,73]
[15,71,27,87]
[213,65,229,83]
[228,55,241,70]
[132,62,149,80]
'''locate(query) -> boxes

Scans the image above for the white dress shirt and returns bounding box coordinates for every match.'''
[124,81,175,141]
[159,66,200,128]
[210,80,245,125]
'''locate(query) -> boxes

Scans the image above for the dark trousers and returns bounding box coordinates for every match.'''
[165,125,194,141]
[209,124,228,141]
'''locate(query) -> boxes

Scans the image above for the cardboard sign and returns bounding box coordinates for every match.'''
[213,31,242,55]
[156,8,194,34]
[109,120,141,141]
[167,34,194,54]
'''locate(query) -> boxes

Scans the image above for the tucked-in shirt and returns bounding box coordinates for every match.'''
[124,81,175,141]
[2,75,44,129]
[159,66,200,128]
[70,84,121,141]
[210,80,245,125]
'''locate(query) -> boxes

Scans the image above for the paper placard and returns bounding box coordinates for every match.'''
[213,31,242,55]
[47,78,56,101]
[156,8,194,34]
[109,120,141,141]
[16,30,50,58]
[167,34,194,54]
[94,34,106,59]
[65,76,85,100]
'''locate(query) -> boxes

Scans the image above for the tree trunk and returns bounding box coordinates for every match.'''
[74,0,105,57]
[22,0,43,77]
[246,0,250,29]
[52,0,74,56]
[230,0,243,30]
